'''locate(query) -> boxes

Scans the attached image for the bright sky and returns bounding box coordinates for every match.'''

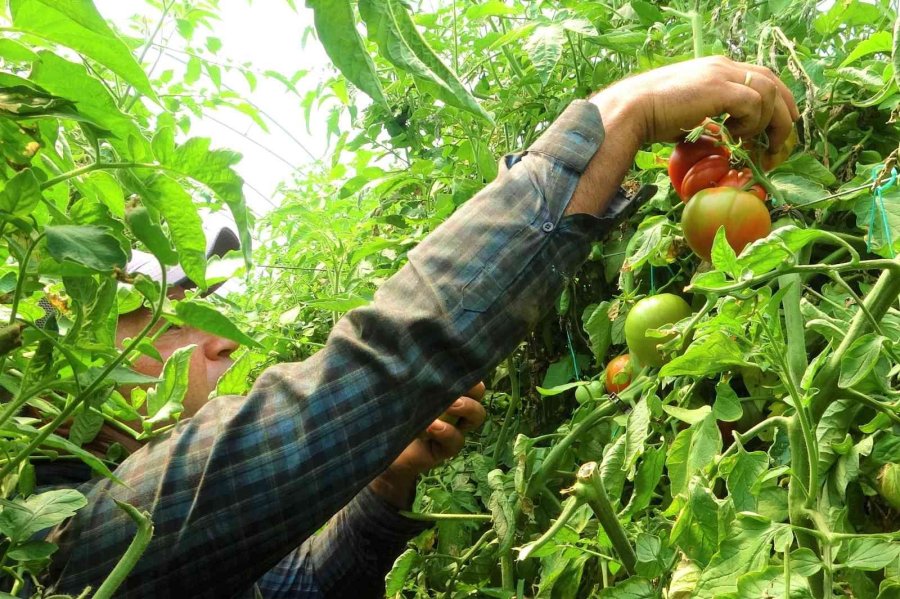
[97,0,334,216]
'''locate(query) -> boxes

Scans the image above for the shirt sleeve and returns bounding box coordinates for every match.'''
[43,99,635,597]
[253,486,429,598]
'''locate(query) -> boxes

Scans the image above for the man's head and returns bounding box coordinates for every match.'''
[122,210,242,417]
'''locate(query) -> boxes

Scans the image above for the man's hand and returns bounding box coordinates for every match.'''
[370,382,486,508]
[566,56,800,217]
[607,55,800,147]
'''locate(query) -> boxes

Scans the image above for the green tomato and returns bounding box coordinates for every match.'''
[588,380,604,398]
[877,463,900,511]
[624,294,693,368]
[575,385,591,404]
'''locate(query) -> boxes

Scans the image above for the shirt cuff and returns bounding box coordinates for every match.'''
[351,486,431,541]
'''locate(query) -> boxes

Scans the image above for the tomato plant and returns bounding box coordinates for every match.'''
[3,0,900,598]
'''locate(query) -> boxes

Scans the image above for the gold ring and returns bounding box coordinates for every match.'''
[743,71,754,86]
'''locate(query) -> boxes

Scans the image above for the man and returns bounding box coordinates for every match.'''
[39,213,487,596]
[42,56,799,597]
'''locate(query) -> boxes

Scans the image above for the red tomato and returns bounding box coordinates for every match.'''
[668,135,729,197]
[681,187,772,261]
[605,355,632,393]
[679,154,731,201]
[718,168,767,201]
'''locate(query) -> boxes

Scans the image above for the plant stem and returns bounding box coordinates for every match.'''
[517,495,582,560]
[574,462,637,575]
[40,162,165,191]
[91,501,154,599]
[399,511,492,522]
[493,356,521,464]
[810,256,900,420]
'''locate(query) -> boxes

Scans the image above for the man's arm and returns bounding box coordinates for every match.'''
[253,486,429,599]
[43,58,798,598]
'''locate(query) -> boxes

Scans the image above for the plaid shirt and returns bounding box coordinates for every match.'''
[43,99,634,597]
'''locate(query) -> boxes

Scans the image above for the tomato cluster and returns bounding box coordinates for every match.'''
[668,132,764,202]
[668,124,798,262]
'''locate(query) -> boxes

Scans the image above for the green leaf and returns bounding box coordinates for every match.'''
[385,548,418,594]
[660,330,749,377]
[0,169,41,217]
[7,540,57,561]
[736,565,813,598]
[839,333,885,388]
[771,174,827,206]
[844,538,900,570]
[724,449,768,512]
[596,576,655,598]
[713,380,743,422]
[0,489,87,543]
[145,344,196,425]
[150,132,253,270]
[790,547,822,577]
[29,51,145,148]
[126,205,178,266]
[9,0,156,100]
[695,515,781,596]
[45,225,127,272]
[670,478,721,566]
[736,226,833,276]
[686,415,722,489]
[711,226,739,277]
[851,188,900,258]
[600,434,627,503]
[623,397,650,476]
[583,302,612,365]
[306,0,388,107]
[524,24,565,87]
[840,30,894,67]
[634,533,671,579]
[359,0,492,123]
[663,404,711,425]
[216,349,267,396]
[487,469,516,553]
[175,300,261,349]
[140,175,207,288]
[623,446,665,516]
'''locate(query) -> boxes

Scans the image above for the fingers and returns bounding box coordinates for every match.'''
[466,381,486,401]
[425,419,465,461]
[744,64,799,150]
[443,396,487,432]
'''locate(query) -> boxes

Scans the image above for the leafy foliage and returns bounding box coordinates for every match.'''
[0,0,899,597]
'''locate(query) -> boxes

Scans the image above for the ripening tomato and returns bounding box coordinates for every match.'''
[681,187,772,261]
[605,355,632,393]
[718,168,767,201]
[624,294,693,368]
[679,154,731,201]
[668,135,729,197]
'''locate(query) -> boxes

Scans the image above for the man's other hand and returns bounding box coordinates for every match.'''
[370,383,486,508]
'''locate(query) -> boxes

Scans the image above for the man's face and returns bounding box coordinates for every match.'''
[116,288,239,418]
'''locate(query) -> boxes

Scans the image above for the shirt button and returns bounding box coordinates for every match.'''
[541,221,555,233]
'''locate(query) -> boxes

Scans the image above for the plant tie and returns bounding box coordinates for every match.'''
[866,166,897,258]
